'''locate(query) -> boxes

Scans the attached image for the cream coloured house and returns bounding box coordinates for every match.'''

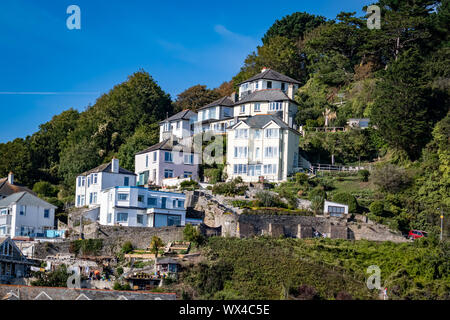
[226,115,300,182]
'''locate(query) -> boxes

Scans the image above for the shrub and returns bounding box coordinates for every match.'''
[204,168,222,184]
[113,281,131,291]
[255,191,286,208]
[332,192,358,213]
[69,239,103,256]
[31,264,70,287]
[116,267,124,276]
[296,285,320,300]
[231,200,254,208]
[32,181,58,197]
[369,200,384,217]
[371,164,411,193]
[336,291,353,300]
[295,173,309,185]
[358,169,370,182]
[121,241,134,254]
[180,179,199,190]
[184,224,205,247]
[212,179,248,196]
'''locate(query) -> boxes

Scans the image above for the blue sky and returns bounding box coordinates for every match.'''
[0,0,371,143]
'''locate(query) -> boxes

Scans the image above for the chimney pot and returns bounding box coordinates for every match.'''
[111,158,119,173]
[8,172,14,185]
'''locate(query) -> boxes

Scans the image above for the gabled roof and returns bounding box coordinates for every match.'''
[229,115,300,135]
[239,69,301,85]
[160,110,197,124]
[235,89,298,105]
[135,139,197,155]
[0,178,36,198]
[0,191,57,209]
[198,97,234,110]
[80,163,135,176]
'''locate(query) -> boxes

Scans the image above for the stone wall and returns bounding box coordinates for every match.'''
[33,224,185,258]
[92,225,185,254]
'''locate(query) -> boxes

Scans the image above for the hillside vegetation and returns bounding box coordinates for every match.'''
[179,237,449,300]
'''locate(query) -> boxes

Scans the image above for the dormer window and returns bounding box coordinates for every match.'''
[163,122,170,132]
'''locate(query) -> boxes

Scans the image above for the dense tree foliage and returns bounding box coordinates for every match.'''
[173,84,221,112]
[262,12,326,45]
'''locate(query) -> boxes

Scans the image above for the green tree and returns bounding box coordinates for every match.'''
[150,236,164,258]
[183,224,205,247]
[332,192,358,213]
[173,84,221,113]
[371,49,444,159]
[117,123,159,171]
[32,181,58,197]
[262,12,326,44]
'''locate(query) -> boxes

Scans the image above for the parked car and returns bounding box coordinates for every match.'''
[408,230,428,240]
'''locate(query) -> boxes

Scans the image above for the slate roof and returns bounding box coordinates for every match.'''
[238,69,301,85]
[0,178,35,198]
[135,139,197,155]
[235,89,298,105]
[0,191,57,209]
[159,110,197,124]
[198,96,234,110]
[156,257,180,265]
[0,284,176,300]
[230,115,300,135]
[80,162,135,176]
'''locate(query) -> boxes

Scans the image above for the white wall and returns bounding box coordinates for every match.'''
[9,200,55,238]
[135,149,199,186]
[232,100,298,128]
[75,170,136,208]
[226,123,300,182]
[99,187,186,228]
[239,79,298,99]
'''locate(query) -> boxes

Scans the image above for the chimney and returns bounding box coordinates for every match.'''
[287,83,295,99]
[229,92,237,103]
[7,172,14,184]
[111,157,119,173]
[261,67,268,73]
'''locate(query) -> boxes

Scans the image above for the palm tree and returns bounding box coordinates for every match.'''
[150,236,164,273]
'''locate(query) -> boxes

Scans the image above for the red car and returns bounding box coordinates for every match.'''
[408,230,428,240]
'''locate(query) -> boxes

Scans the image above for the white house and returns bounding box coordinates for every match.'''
[226,115,301,182]
[99,187,186,228]
[0,192,57,239]
[75,158,136,208]
[159,110,197,142]
[233,68,300,129]
[194,96,235,134]
[323,200,349,217]
[237,67,301,100]
[135,139,200,187]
